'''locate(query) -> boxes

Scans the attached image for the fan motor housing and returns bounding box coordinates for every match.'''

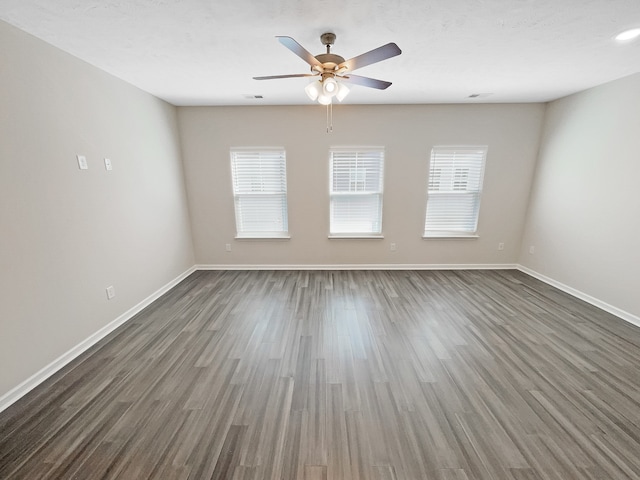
[314,53,346,68]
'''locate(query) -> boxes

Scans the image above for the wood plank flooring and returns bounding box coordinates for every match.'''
[1,269,640,479]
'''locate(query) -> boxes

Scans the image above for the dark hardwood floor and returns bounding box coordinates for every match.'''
[1,269,640,479]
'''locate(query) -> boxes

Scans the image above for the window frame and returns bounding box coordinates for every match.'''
[230,147,290,239]
[328,147,385,239]
[423,145,488,238]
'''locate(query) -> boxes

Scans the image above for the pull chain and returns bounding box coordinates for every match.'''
[326,103,333,134]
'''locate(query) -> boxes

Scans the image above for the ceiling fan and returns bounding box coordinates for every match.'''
[253,33,402,104]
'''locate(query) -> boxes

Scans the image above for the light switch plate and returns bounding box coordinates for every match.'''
[104,158,112,171]
[77,155,88,170]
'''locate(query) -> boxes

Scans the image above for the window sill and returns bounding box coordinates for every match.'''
[422,234,479,239]
[328,235,385,239]
[235,234,291,240]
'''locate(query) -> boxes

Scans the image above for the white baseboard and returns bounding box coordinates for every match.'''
[517,265,640,329]
[195,263,519,271]
[0,266,196,414]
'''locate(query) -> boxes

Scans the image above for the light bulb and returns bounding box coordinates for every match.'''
[615,28,640,42]
[323,77,338,96]
[318,94,332,105]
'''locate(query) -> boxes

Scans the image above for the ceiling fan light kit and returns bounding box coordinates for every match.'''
[253,32,401,131]
[305,75,350,104]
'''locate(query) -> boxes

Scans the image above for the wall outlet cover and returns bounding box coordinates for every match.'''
[106,286,116,299]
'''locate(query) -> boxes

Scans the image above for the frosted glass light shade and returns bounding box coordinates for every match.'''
[336,82,350,102]
[318,94,332,105]
[305,81,321,101]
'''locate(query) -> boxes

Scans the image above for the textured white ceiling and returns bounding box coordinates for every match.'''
[1,0,639,106]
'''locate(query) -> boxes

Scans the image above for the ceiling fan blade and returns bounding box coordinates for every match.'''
[338,43,402,72]
[276,36,323,68]
[253,73,317,80]
[340,74,392,90]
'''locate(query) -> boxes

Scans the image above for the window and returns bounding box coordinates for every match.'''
[424,146,487,237]
[329,147,384,236]
[230,148,289,238]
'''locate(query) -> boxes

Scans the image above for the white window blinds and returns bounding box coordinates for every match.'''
[330,148,384,236]
[230,149,289,238]
[424,146,487,237]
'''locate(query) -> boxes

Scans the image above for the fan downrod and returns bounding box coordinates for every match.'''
[315,32,344,67]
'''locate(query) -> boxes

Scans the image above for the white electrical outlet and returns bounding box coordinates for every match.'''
[498,242,505,251]
[77,155,88,170]
[225,243,232,252]
[106,285,116,300]
[390,243,397,251]
[529,246,535,254]
[104,158,113,171]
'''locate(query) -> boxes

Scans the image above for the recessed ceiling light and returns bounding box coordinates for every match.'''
[615,28,640,42]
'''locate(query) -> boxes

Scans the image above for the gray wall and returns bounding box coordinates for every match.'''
[0,21,195,399]
[178,104,545,267]
[520,73,640,319]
